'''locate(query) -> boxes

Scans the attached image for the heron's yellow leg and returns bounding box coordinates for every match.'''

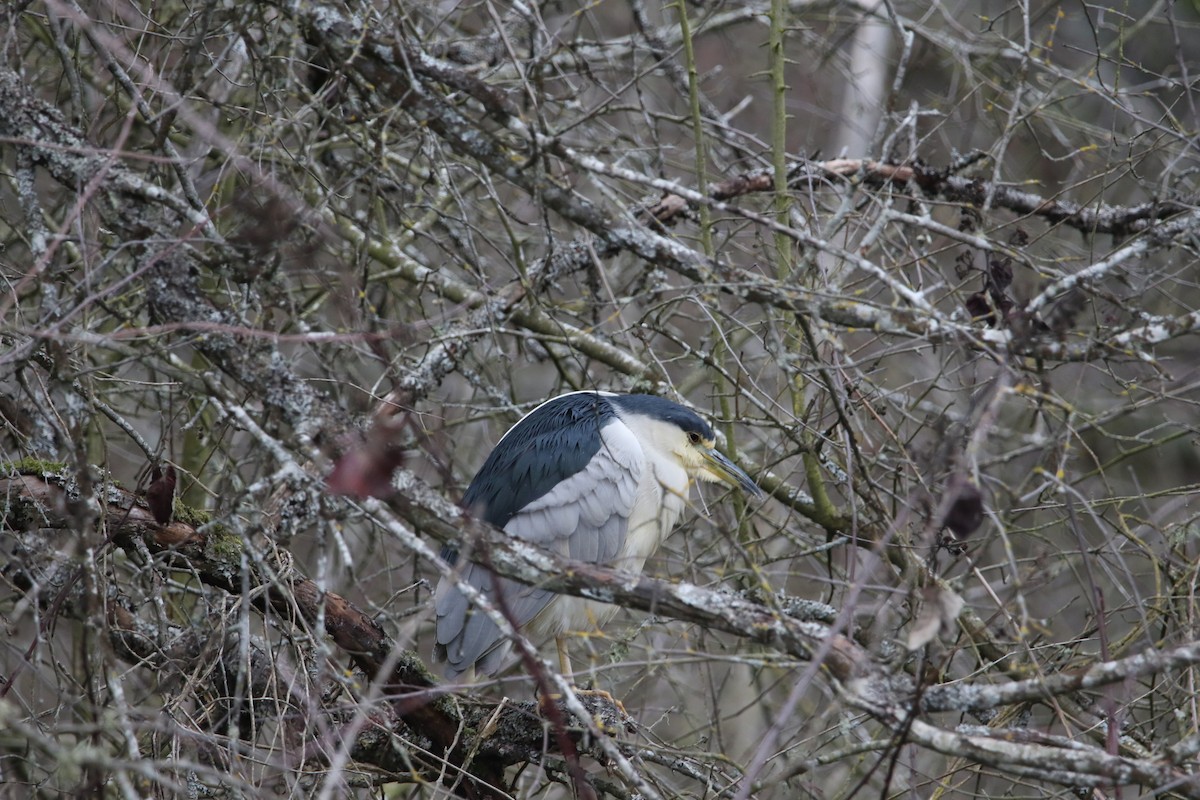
[551,634,625,715]
[556,635,573,679]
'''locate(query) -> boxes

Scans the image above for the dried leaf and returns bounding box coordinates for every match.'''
[327,440,406,499]
[944,482,984,538]
[907,586,966,650]
[965,291,994,323]
[988,256,1013,293]
[146,464,177,525]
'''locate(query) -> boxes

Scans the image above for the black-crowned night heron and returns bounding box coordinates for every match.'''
[435,391,762,680]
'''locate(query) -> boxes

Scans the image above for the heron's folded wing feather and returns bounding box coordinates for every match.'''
[434,418,644,676]
[519,420,642,553]
[435,563,554,675]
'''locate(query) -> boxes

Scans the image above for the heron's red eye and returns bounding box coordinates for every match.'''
[687,431,702,445]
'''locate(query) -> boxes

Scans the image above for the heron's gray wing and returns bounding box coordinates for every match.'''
[434,420,644,677]
[435,567,556,676]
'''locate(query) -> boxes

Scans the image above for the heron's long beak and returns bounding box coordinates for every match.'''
[701,448,764,497]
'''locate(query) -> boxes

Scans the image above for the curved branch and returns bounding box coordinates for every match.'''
[6,462,1200,796]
